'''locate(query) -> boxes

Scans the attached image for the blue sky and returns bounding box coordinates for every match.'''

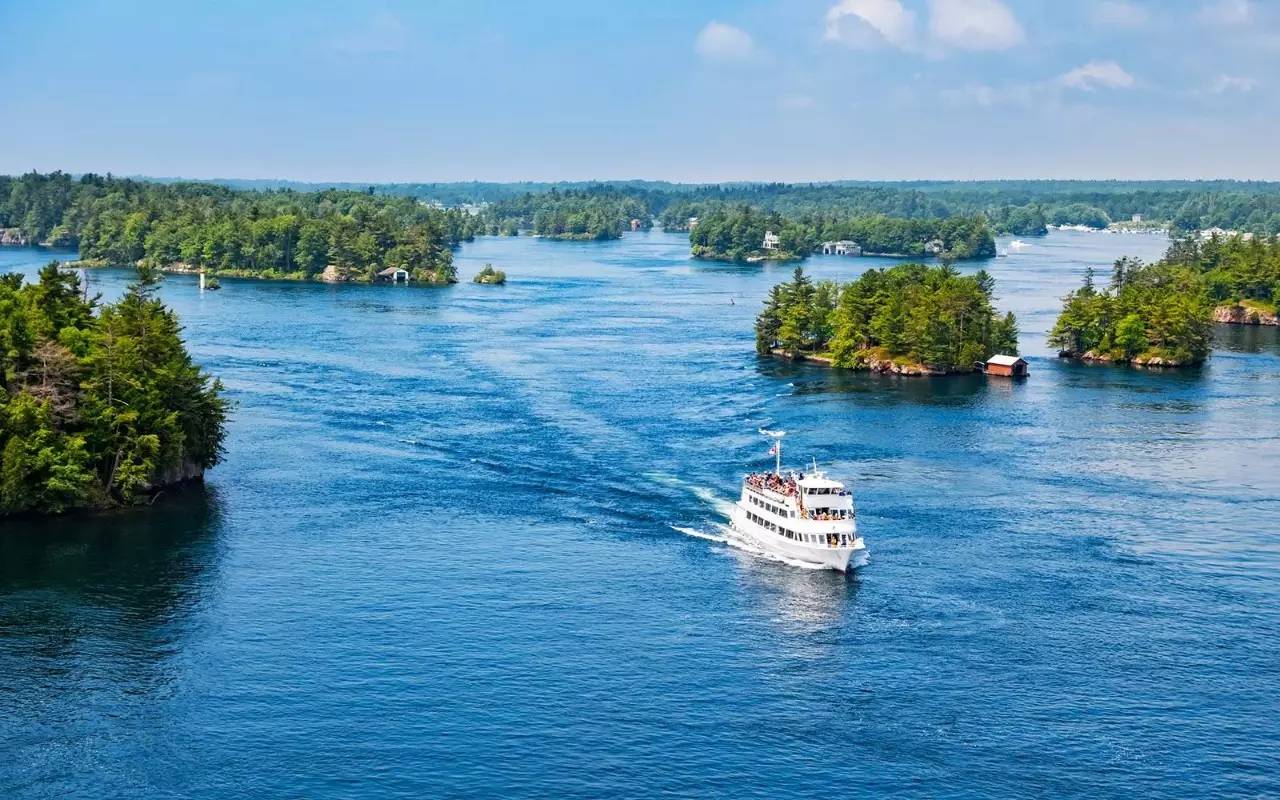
[1,0,1276,182]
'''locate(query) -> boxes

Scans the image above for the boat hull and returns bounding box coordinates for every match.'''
[731,504,867,572]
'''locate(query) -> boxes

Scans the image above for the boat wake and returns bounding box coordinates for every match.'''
[652,472,833,570]
[669,522,829,570]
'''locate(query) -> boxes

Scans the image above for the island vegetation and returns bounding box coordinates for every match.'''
[647,181,1280,237]
[1170,233,1280,324]
[689,205,995,262]
[755,265,1019,375]
[0,263,227,516]
[481,188,651,240]
[1048,259,1213,367]
[1049,233,1280,366]
[689,206,811,261]
[0,172,483,284]
[473,264,507,284]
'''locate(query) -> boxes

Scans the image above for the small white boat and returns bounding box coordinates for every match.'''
[730,430,868,572]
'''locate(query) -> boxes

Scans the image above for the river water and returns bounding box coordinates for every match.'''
[2,231,1278,798]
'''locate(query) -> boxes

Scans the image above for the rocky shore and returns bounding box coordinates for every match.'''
[1,228,31,246]
[1057,350,1189,368]
[1214,303,1279,326]
[768,349,948,376]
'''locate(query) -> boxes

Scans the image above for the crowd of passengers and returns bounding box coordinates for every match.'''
[746,473,854,521]
[745,472,797,496]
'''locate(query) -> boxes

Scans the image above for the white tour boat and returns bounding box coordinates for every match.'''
[730,430,868,572]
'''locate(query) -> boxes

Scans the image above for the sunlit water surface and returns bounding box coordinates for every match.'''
[2,231,1278,798]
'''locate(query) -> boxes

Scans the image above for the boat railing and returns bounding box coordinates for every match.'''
[799,510,854,521]
[744,476,797,503]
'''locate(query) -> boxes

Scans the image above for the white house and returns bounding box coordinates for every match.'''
[821,240,861,256]
[762,230,781,250]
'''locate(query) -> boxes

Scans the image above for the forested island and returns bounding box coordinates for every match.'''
[473,264,507,284]
[481,188,651,240]
[688,206,996,263]
[0,263,227,516]
[0,172,483,283]
[1049,259,1212,367]
[1049,233,1280,366]
[755,265,1018,375]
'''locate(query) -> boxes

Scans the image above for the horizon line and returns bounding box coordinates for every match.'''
[8,170,1280,187]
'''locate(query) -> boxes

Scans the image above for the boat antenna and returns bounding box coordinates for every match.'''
[760,428,785,476]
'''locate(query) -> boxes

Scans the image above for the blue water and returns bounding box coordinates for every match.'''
[2,231,1279,798]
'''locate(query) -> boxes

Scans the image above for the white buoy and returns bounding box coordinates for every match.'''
[199,271,206,291]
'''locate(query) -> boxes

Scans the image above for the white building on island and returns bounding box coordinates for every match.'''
[762,230,781,250]
[821,240,861,256]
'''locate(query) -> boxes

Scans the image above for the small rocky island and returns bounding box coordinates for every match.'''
[755,265,1019,376]
[473,263,507,284]
[0,263,227,516]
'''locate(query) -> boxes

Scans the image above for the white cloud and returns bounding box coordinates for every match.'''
[823,0,918,50]
[1210,74,1259,93]
[1057,60,1136,90]
[1198,0,1252,26]
[945,59,1143,109]
[927,0,1024,51]
[1094,0,1149,28]
[695,21,757,62]
[334,11,407,55]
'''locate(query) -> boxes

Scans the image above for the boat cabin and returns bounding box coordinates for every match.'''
[743,472,854,522]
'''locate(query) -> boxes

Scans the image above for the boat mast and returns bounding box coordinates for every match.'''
[760,428,786,476]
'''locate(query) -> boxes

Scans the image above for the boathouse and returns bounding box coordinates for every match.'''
[377,266,410,283]
[984,354,1028,377]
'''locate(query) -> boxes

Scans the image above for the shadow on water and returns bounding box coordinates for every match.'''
[0,484,226,651]
[1051,357,1210,393]
[755,357,998,406]
[1213,323,1280,356]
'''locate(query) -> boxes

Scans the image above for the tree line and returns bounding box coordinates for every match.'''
[0,263,227,515]
[756,264,1019,374]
